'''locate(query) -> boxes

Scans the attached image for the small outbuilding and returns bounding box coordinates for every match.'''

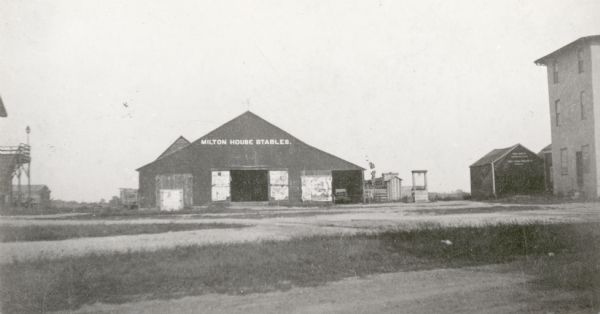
[364,172,402,202]
[470,144,544,199]
[12,185,51,208]
[119,188,139,209]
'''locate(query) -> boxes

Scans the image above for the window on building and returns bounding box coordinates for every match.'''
[552,61,559,83]
[560,148,568,175]
[577,48,584,73]
[580,91,585,120]
[582,145,590,173]
[555,99,560,126]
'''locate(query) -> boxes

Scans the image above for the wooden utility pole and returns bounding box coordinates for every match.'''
[26,126,31,207]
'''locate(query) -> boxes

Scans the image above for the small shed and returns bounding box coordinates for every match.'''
[119,188,139,209]
[12,185,51,208]
[538,144,553,193]
[470,144,544,199]
[365,172,402,202]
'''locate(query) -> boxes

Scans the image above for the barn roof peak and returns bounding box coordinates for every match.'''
[137,110,365,171]
[470,143,525,167]
[156,136,191,160]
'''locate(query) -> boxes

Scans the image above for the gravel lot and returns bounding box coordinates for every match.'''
[0,201,598,263]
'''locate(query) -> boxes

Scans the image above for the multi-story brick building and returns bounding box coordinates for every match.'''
[535,35,600,198]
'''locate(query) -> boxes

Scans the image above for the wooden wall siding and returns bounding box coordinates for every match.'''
[365,188,388,202]
[0,155,17,199]
[470,164,494,199]
[387,177,402,201]
[139,171,156,208]
[155,174,193,208]
[494,147,545,196]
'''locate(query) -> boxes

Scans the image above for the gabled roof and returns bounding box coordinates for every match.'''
[0,96,6,117]
[470,144,521,167]
[538,144,552,157]
[534,35,600,65]
[137,111,365,171]
[156,136,190,160]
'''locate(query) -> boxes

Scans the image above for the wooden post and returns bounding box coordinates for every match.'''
[26,126,31,208]
[491,162,497,198]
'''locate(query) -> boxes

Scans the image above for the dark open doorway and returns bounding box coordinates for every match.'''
[230,170,269,202]
[332,170,363,204]
[576,151,584,188]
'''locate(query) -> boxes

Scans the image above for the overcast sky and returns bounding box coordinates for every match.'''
[1,0,599,202]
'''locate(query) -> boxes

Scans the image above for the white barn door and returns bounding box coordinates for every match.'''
[211,171,230,201]
[301,174,333,202]
[269,170,289,201]
[159,189,184,211]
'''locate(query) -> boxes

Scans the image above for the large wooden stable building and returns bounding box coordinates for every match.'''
[137,111,364,209]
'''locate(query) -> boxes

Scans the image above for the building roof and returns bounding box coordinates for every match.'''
[534,35,600,66]
[156,136,190,160]
[381,173,401,181]
[538,144,552,157]
[0,96,6,117]
[470,144,522,167]
[137,111,365,171]
[12,185,50,193]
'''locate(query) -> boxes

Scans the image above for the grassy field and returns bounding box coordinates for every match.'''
[37,209,353,221]
[0,222,598,313]
[0,223,247,242]
[410,205,541,215]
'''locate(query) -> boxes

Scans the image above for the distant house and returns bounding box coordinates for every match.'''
[365,172,403,202]
[538,144,553,193]
[12,185,51,208]
[119,188,138,209]
[470,144,545,199]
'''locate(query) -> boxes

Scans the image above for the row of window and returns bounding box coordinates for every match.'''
[552,48,585,84]
[554,90,586,126]
[560,145,589,176]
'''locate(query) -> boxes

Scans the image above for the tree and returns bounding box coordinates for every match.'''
[109,196,121,207]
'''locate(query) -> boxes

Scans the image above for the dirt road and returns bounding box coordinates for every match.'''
[72,263,579,314]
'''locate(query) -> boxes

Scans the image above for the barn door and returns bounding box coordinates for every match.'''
[159,189,183,211]
[301,174,332,202]
[211,171,230,201]
[269,170,289,201]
